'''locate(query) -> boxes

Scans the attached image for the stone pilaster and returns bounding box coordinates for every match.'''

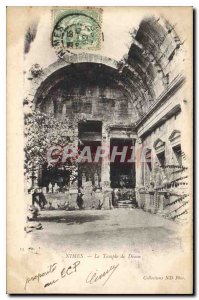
[135,137,143,188]
[69,128,78,189]
[135,137,144,207]
[101,124,110,188]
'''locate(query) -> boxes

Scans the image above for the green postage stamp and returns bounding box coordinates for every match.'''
[52,8,102,54]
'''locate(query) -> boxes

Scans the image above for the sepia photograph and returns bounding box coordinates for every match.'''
[6,5,193,294]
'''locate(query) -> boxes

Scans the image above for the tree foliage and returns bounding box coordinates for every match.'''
[24,111,78,183]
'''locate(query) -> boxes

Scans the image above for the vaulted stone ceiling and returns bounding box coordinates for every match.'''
[33,16,184,122]
[120,16,183,118]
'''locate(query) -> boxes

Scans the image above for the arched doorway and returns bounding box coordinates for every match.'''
[32,61,138,208]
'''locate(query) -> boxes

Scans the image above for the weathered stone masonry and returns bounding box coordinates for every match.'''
[25,16,190,218]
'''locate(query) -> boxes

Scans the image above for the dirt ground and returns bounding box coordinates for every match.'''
[28,208,182,253]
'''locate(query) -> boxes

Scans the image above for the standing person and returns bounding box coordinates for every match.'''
[31,187,47,209]
[112,189,116,207]
[31,188,40,207]
[76,188,84,209]
[39,191,47,208]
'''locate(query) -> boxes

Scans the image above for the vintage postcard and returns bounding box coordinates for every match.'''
[7,6,193,294]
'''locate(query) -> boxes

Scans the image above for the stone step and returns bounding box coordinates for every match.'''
[116,201,133,208]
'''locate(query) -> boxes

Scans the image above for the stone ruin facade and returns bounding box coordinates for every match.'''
[25,16,190,220]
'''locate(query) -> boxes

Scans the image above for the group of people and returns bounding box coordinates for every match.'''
[29,187,47,209]
[29,185,134,210]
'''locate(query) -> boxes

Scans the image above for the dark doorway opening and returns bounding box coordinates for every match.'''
[40,163,71,193]
[173,144,182,165]
[110,138,135,188]
[78,121,102,188]
[157,151,166,167]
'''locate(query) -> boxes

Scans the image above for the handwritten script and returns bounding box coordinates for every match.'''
[24,260,120,291]
[24,260,80,290]
[86,263,119,286]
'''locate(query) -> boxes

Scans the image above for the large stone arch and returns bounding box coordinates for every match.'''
[27,53,144,122]
[28,54,119,110]
[26,16,184,116]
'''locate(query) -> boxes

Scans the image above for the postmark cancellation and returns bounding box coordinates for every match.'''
[52,8,102,57]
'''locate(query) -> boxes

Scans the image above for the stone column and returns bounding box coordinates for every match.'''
[70,127,78,188]
[135,137,143,207]
[68,127,78,209]
[38,164,43,187]
[101,124,110,188]
[30,162,40,189]
[101,124,112,209]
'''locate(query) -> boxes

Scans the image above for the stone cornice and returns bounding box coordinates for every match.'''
[135,74,186,129]
[137,104,181,140]
[109,124,136,130]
